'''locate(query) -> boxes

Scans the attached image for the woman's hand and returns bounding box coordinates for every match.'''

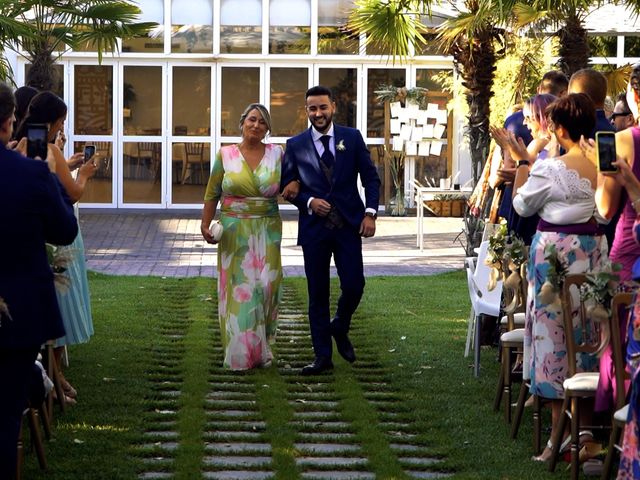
[77,156,98,179]
[14,137,27,156]
[67,152,85,171]
[490,126,528,162]
[579,135,597,164]
[200,222,218,244]
[55,131,66,150]
[282,180,300,201]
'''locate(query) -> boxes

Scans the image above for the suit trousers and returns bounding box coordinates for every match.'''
[302,225,365,358]
[0,347,39,478]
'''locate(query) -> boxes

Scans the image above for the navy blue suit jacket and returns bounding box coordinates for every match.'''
[281,125,380,246]
[0,145,78,349]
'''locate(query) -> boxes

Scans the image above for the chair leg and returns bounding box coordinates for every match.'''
[493,349,505,412]
[474,315,482,377]
[16,419,24,480]
[46,342,66,414]
[27,408,47,470]
[549,396,570,472]
[503,345,512,423]
[38,401,51,440]
[601,422,622,480]
[511,380,528,439]
[464,309,475,358]
[569,397,580,480]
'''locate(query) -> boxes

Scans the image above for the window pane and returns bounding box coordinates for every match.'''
[368,143,387,205]
[220,26,262,53]
[171,0,213,53]
[123,66,162,136]
[171,141,211,204]
[270,67,308,137]
[269,0,310,54]
[123,141,162,203]
[367,69,405,138]
[319,0,355,25]
[319,68,357,128]
[318,27,358,55]
[74,65,113,136]
[416,68,449,92]
[221,0,262,25]
[220,0,262,53]
[625,36,640,56]
[123,0,164,53]
[416,32,447,56]
[221,67,260,136]
[588,35,617,57]
[75,141,113,204]
[172,67,211,136]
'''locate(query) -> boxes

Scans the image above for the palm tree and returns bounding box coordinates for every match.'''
[0,6,38,82]
[7,0,155,91]
[513,0,640,77]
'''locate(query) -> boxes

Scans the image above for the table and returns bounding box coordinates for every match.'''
[414,186,471,251]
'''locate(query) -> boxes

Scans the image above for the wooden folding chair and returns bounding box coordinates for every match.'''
[601,292,633,479]
[549,274,603,478]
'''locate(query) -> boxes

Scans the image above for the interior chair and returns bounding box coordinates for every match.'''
[465,239,503,377]
[94,141,111,178]
[548,273,603,479]
[136,142,160,181]
[601,292,633,480]
[181,142,205,185]
[493,259,527,424]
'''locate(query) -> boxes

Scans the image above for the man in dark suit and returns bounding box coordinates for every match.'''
[0,81,78,477]
[281,85,380,375]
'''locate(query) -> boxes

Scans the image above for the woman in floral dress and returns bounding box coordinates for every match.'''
[201,103,292,370]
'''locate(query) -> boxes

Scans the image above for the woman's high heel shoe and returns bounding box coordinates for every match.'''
[532,436,571,463]
[61,378,77,398]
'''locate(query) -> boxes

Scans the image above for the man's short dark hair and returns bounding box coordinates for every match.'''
[569,68,608,108]
[616,92,632,114]
[306,85,333,100]
[0,82,15,125]
[540,70,569,96]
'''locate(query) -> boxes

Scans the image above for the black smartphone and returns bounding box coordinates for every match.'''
[26,123,48,160]
[596,131,617,173]
[83,144,96,163]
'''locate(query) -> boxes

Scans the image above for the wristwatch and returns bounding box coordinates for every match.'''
[365,212,377,219]
[517,160,530,167]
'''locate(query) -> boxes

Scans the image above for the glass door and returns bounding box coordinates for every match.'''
[120,63,166,207]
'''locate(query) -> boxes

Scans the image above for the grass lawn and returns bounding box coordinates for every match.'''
[21,271,578,479]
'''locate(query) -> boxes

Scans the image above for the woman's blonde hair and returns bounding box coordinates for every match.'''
[239,103,272,136]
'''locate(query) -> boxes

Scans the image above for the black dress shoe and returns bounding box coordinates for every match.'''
[333,332,356,363]
[300,357,334,376]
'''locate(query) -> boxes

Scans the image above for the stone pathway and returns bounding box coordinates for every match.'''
[135,287,452,479]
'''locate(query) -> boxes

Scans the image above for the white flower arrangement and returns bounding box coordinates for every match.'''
[336,139,346,151]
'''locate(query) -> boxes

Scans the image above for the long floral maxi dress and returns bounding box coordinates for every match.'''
[526,232,607,399]
[204,144,283,370]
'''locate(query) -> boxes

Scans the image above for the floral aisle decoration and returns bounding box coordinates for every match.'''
[537,244,568,309]
[502,234,527,313]
[581,262,622,355]
[484,223,508,292]
[46,244,73,292]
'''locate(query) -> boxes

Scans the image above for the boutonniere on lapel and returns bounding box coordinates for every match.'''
[336,139,346,152]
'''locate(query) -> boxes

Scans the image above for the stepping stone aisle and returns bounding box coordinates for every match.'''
[137,287,450,479]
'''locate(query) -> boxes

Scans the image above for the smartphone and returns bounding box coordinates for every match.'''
[26,123,48,160]
[596,131,617,173]
[83,144,96,163]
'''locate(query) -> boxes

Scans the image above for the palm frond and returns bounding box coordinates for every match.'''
[602,64,633,98]
[347,0,428,62]
[512,2,549,30]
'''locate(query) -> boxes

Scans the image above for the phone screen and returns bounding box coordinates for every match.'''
[596,132,617,172]
[26,124,48,160]
[83,145,96,163]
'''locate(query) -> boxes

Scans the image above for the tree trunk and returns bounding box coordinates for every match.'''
[557,15,589,77]
[26,50,58,92]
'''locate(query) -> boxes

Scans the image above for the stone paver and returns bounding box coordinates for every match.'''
[81,211,465,277]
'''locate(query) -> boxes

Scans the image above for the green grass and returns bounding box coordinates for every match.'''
[21,271,573,479]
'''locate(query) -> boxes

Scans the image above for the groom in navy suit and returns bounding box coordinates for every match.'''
[281,86,380,375]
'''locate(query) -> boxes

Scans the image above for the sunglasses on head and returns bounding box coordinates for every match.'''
[610,111,632,120]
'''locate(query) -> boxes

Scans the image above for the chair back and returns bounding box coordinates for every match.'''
[610,292,633,410]
[501,256,528,330]
[561,273,605,377]
[470,240,502,315]
[185,142,204,156]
